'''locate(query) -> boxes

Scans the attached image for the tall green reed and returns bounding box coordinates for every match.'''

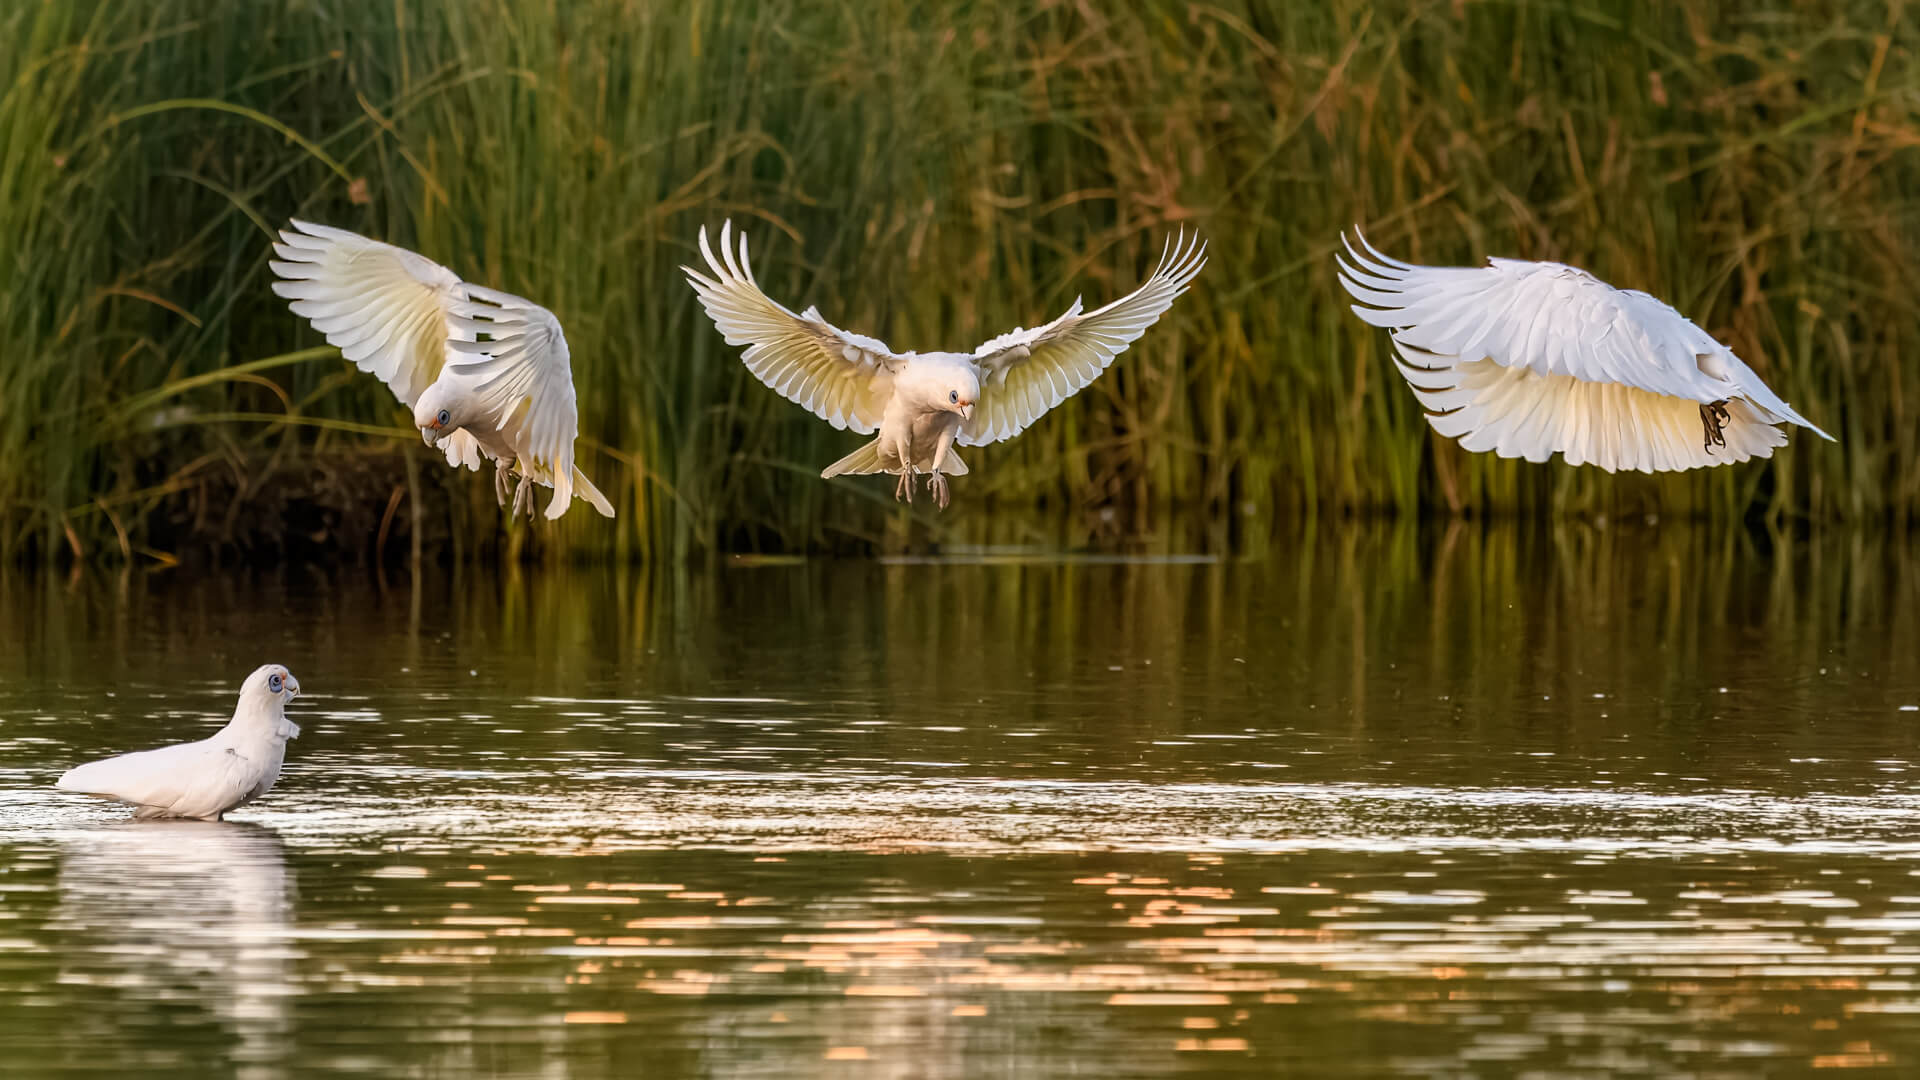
[4,0,1918,562]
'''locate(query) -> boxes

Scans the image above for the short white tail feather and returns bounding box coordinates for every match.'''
[822,439,888,478]
[821,439,968,478]
[571,466,615,518]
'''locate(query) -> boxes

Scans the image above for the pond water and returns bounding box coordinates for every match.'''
[2,524,1919,1077]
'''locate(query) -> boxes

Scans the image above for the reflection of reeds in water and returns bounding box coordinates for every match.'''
[847,525,1917,769]
[2,523,1915,721]
[5,2,1919,560]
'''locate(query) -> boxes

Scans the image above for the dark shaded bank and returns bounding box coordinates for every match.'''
[30,455,1898,573]
[84,446,1277,568]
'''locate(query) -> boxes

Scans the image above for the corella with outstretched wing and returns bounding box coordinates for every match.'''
[1337,230,1833,472]
[269,220,614,519]
[684,221,1206,507]
[56,665,303,821]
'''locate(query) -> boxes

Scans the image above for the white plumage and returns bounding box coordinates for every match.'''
[56,664,304,821]
[1337,230,1834,473]
[684,221,1206,507]
[269,219,614,520]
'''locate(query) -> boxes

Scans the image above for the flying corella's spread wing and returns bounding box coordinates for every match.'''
[444,285,592,519]
[1337,230,1833,473]
[961,231,1206,446]
[1382,336,1792,470]
[269,220,464,408]
[684,221,901,434]
[269,220,485,470]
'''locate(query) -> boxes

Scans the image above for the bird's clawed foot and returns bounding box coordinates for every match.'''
[511,474,537,519]
[1700,399,1732,453]
[894,469,915,504]
[927,472,950,510]
[493,463,514,508]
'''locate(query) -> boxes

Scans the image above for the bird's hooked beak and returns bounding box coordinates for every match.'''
[958,401,974,421]
[420,421,441,447]
[283,675,301,698]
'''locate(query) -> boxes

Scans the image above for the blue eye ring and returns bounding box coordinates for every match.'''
[949,390,959,404]
[268,673,283,693]
[436,409,451,426]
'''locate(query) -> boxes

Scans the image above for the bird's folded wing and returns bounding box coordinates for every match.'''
[683,221,900,434]
[175,745,269,817]
[960,230,1206,446]
[1336,231,1721,403]
[269,219,466,409]
[445,285,581,519]
[57,740,237,814]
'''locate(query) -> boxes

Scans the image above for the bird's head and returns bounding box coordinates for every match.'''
[240,663,301,704]
[940,369,979,421]
[237,663,302,740]
[413,386,461,446]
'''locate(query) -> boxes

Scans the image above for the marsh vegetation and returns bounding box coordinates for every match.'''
[5,1,1917,562]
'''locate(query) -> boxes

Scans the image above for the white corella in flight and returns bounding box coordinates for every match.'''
[270,220,614,519]
[1337,231,1833,472]
[685,222,1206,507]
[56,664,304,821]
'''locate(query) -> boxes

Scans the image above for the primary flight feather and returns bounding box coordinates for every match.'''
[56,664,304,821]
[269,220,614,520]
[684,221,1206,507]
[1336,229,1833,473]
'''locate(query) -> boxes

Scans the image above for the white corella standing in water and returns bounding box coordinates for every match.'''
[56,664,304,821]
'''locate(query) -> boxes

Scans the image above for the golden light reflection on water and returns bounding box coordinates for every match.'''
[2,526,1920,1074]
[12,829,1920,1074]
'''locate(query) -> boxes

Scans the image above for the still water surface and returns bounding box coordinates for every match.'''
[2,525,1920,1077]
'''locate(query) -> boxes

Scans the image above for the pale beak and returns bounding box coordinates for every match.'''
[421,424,439,447]
[284,676,301,697]
[958,403,974,421]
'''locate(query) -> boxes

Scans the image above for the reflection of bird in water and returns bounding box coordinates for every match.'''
[54,821,293,1079]
[56,664,302,821]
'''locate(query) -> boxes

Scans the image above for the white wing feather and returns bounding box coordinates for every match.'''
[445,285,583,519]
[438,429,485,471]
[1337,230,1831,473]
[270,220,489,470]
[683,221,902,434]
[1391,339,1787,473]
[268,219,466,410]
[56,740,256,820]
[961,231,1207,446]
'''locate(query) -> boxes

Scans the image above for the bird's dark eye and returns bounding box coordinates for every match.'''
[268,673,283,693]
[437,409,451,426]
[949,390,959,404]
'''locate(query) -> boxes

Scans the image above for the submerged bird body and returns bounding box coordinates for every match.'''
[270,220,613,520]
[1337,232,1833,473]
[685,222,1205,507]
[56,665,303,821]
